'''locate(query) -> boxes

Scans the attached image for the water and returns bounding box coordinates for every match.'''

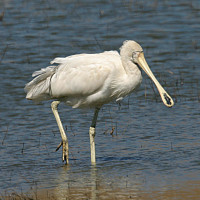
[0,0,200,199]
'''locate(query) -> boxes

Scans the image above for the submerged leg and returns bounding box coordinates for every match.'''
[51,101,69,164]
[89,107,100,164]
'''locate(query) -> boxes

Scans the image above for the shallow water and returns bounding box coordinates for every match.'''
[0,0,200,198]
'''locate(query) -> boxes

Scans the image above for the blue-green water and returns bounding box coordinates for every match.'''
[0,0,200,198]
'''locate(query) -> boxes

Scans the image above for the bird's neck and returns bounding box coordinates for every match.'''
[121,55,140,76]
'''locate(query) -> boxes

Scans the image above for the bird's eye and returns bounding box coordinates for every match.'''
[132,52,137,58]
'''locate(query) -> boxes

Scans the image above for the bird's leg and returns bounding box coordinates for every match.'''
[89,107,100,164]
[51,101,69,164]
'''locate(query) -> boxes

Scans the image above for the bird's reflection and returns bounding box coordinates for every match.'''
[53,164,98,200]
[52,162,143,200]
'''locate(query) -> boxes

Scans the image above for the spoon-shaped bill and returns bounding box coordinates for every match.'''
[137,52,174,107]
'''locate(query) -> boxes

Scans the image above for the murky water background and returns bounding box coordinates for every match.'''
[0,0,200,199]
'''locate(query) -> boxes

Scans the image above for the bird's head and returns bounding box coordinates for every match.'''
[120,40,174,108]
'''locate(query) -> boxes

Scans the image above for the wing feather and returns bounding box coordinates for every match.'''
[25,50,122,105]
[51,52,119,97]
[50,51,121,98]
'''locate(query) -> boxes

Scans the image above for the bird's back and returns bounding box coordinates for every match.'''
[25,51,125,107]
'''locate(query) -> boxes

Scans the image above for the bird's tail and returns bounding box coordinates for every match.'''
[25,66,57,101]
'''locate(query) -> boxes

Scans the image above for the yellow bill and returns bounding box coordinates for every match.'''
[137,52,174,107]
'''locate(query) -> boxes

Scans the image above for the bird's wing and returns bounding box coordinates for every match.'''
[50,51,119,66]
[50,51,122,98]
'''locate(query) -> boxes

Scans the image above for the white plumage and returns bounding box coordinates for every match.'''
[25,40,174,164]
[25,49,141,108]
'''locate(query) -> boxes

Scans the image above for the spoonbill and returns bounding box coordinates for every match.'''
[25,40,174,164]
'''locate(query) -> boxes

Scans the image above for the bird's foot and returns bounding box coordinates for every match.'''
[56,140,69,164]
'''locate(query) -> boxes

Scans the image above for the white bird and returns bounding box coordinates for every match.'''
[25,40,174,164]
